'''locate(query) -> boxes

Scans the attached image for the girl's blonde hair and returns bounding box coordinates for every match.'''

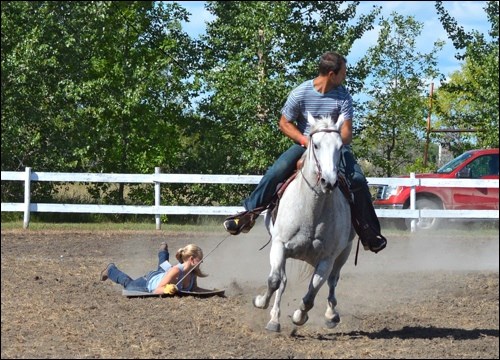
[175,244,207,278]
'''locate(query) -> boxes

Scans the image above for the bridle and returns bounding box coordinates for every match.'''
[302,128,342,188]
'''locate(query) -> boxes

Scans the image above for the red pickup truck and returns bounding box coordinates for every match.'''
[373,148,499,230]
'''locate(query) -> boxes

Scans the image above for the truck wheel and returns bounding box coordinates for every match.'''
[405,198,443,231]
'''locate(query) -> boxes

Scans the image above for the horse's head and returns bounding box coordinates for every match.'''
[306,112,345,193]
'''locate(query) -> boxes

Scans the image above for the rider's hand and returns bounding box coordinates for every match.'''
[163,284,178,295]
[296,158,304,170]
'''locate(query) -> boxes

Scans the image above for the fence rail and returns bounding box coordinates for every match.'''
[2,167,498,230]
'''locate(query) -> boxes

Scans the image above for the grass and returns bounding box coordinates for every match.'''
[0,217,226,232]
[2,218,497,236]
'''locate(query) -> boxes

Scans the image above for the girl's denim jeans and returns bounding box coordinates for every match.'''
[107,249,170,292]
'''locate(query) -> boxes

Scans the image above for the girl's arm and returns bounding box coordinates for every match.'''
[153,266,180,294]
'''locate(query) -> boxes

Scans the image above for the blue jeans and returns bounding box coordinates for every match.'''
[107,249,170,292]
[243,144,366,210]
[339,145,370,191]
[244,144,305,210]
[243,144,381,234]
[341,146,381,233]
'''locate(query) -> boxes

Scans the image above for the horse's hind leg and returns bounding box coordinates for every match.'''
[292,258,334,326]
[325,242,352,328]
[253,241,286,332]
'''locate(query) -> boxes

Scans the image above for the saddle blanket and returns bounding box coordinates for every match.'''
[122,288,225,298]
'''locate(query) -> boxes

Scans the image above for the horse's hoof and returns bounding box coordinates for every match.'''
[292,310,309,326]
[265,321,280,332]
[253,295,268,309]
[325,313,340,328]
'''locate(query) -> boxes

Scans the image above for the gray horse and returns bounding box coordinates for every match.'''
[254,113,355,332]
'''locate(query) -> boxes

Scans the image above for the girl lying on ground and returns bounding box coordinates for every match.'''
[100,243,207,295]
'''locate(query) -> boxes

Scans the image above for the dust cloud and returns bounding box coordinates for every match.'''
[195,218,499,330]
[102,218,498,331]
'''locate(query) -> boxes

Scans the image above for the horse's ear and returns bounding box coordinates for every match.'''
[307,112,316,127]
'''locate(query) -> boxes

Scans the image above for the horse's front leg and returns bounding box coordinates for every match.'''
[253,241,286,332]
[292,257,334,326]
[325,241,352,328]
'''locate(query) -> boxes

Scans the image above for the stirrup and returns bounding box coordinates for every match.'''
[364,234,387,253]
[223,211,258,235]
[357,225,387,253]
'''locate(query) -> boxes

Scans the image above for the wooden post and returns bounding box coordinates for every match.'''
[23,167,31,229]
[155,167,161,230]
[409,172,416,232]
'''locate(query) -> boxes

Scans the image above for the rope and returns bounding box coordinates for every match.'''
[175,233,231,287]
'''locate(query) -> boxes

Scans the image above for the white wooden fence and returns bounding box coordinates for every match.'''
[1,167,498,230]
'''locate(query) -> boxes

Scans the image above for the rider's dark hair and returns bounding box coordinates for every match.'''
[319,51,346,76]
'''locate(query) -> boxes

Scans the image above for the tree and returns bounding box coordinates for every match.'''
[195,1,381,179]
[1,1,197,205]
[433,1,499,152]
[353,13,444,176]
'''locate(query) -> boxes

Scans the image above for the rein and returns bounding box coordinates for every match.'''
[301,128,341,188]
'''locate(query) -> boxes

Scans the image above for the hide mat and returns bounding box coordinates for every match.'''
[122,288,225,298]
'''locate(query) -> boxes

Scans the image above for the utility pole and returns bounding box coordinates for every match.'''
[423,84,477,167]
[423,83,434,167]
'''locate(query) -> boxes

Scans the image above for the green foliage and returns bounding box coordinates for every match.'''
[404,153,438,174]
[155,1,381,206]
[1,1,498,222]
[354,13,444,177]
[1,1,197,205]
[196,1,381,177]
[434,1,499,151]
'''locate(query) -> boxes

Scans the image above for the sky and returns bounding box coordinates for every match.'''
[175,1,493,82]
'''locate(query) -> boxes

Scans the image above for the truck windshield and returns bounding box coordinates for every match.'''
[436,152,472,174]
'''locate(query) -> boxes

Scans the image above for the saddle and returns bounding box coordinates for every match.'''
[269,171,298,223]
[238,159,385,258]
[223,170,303,234]
[269,172,386,254]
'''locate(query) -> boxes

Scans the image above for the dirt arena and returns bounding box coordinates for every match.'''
[1,221,499,359]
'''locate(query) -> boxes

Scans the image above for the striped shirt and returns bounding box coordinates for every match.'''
[281,79,353,135]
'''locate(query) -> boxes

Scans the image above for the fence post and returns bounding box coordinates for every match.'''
[155,167,161,230]
[410,172,416,232]
[23,167,32,229]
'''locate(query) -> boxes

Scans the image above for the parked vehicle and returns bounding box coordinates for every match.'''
[373,148,499,230]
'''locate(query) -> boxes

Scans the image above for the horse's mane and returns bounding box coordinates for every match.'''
[297,115,336,164]
[309,115,334,134]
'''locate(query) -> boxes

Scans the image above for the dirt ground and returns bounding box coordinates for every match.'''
[1,221,499,359]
